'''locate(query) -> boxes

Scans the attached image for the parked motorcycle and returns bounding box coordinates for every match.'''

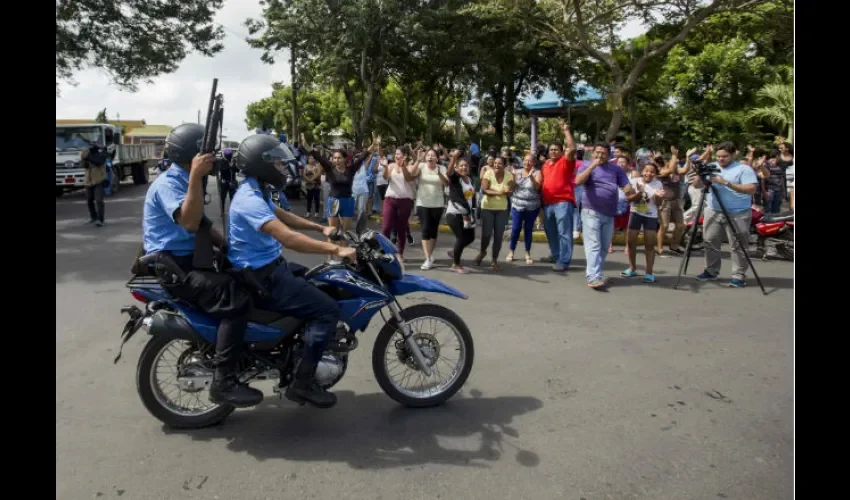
[682,206,765,251]
[754,211,794,261]
[117,204,475,429]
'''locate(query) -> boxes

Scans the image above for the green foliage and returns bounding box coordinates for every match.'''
[243,0,793,151]
[244,83,347,145]
[56,0,225,92]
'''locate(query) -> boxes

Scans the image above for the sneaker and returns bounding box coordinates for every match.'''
[728,279,746,288]
[552,264,567,272]
[620,268,638,278]
[85,218,97,225]
[695,271,717,281]
[420,258,433,270]
[306,212,312,218]
[95,220,103,227]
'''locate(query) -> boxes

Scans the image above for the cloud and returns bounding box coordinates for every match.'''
[55,1,290,143]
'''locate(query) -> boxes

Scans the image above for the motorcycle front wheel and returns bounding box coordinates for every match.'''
[372,303,474,408]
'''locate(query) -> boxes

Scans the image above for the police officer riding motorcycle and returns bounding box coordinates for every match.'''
[228,134,356,408]
[140,123,263,408]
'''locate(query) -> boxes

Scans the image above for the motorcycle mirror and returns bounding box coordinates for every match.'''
[329,199,340,218]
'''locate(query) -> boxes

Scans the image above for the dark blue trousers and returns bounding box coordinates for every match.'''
[257,261,340,364]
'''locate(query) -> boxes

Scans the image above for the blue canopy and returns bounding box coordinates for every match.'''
[521,85,603,114]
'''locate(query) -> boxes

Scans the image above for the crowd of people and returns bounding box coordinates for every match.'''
[292,123,793,289]
[129,122,793,410]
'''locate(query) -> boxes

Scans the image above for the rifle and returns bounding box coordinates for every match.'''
[194,78,226,270]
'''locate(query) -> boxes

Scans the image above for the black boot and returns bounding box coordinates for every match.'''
[285,357,337,408]
[209,367,264,408]
[208,317,263,408]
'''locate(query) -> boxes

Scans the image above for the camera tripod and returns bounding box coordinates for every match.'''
[673,180,767,295]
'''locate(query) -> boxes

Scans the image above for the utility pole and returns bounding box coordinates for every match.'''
[197,110,201,124]
[290,42,299,143]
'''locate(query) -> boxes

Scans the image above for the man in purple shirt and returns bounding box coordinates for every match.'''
[576,143,636,288]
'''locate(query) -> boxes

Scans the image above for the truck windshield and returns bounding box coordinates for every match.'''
[56,127,103,151]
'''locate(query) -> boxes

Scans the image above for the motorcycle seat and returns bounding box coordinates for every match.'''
[248,308,286,324]
[762,211,794,223]
[247,308,306,333]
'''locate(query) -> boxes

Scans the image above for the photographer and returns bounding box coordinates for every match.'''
[81,143,108,226]
[691,142,758,288]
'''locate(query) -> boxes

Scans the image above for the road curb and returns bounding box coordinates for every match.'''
[369,215,678,246]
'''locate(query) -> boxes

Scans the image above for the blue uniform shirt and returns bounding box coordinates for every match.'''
[228,177,283,269]
[142,164,196,256]
[707,161,758,214]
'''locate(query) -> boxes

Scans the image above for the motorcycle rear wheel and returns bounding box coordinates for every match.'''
[136,332,235,429]
[372,304,474,408]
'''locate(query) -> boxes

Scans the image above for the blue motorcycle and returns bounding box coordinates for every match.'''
[119,206,474,429]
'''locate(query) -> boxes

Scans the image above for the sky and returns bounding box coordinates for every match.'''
[56,1,648,144]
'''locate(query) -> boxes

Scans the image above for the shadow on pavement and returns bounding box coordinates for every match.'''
[164,390,544,470]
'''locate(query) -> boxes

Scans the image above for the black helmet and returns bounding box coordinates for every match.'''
[235,134,290,189]
[164,123,205,166]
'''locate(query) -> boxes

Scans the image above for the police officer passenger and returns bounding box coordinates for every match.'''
[228,134,356,408]
[142,123,262,408]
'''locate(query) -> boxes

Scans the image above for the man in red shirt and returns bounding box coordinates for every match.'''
[540,120,577,272]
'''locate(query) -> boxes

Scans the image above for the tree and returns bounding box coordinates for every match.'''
[245,83,348,145]
[56,0,226,93]
[247,0,401,146]
[536,0,768,141]
[747,69,794,143]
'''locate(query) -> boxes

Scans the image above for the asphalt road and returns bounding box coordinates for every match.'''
[57,179,794,500]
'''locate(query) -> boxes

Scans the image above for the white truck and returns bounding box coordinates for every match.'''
[55,123,157,197]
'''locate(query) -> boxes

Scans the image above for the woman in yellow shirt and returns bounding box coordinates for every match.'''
[474,156,514,270]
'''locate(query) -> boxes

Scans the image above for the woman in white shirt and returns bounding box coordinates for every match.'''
[414,149,449,270]
[620,162,666,283]
[381,147,417,259]
[373,154,389,213]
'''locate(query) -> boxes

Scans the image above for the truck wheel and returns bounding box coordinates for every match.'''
[132,163,150,185]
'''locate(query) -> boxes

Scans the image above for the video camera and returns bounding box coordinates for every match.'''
[692,160,721,182]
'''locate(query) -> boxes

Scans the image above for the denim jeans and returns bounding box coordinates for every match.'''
[370,180,382,212]
[542,201,575,266]
[354,192,369,218]
[581,209,615,282]
[573,185,584,233]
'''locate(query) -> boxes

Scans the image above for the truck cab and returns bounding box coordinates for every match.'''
[56,123,155,197]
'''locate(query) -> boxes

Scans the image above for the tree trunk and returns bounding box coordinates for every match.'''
[341,82,362,147]
[492,84,505,147]
[455,99,463,144]
[290,45,298,143]
[505,80,516,145]
[604,89,624,142]
[359,82,377,148]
